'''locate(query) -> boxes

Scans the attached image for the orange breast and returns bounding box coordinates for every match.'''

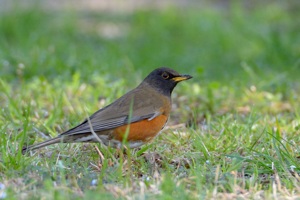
[112,115,168,142]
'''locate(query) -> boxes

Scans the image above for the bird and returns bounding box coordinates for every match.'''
[22,67,192,153]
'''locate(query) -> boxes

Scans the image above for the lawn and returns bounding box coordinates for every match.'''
[0,1,300,199]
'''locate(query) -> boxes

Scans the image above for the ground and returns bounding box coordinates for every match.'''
[0,1,300,199]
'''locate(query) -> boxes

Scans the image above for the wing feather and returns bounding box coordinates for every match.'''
[60,113,157,136]
[59,86,166,136]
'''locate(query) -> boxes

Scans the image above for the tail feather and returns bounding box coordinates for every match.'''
[22,137,63,154]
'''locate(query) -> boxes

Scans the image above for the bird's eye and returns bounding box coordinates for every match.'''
[161,72,169,79]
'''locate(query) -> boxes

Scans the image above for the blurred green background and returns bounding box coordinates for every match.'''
[1,0,299,88]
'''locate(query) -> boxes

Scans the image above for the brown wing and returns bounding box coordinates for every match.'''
[59,85,169,136]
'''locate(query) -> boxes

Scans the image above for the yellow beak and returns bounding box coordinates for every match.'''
[172,75,193,82]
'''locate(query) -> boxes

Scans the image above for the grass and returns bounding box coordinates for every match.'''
[1,1,300,199]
